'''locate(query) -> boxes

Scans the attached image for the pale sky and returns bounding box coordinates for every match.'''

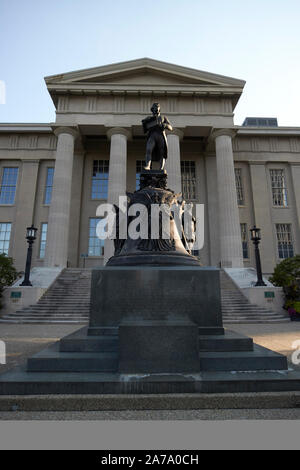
[1,0,300,126]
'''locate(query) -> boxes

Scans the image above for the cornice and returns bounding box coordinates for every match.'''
[237,127,300,136]
[47,83,243,96]
[0,124,53,133]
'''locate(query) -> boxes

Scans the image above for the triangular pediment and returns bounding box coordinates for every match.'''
[45,58,245,89]
[78,69,209,86]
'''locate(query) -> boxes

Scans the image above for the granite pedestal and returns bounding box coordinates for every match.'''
[89,266,222,374]
[2,266,300,395]
[119,320,200,374]
[89,266,224,336]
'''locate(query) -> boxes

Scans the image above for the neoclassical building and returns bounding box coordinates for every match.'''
[0,58,299,275]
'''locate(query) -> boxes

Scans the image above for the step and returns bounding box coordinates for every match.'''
[2,320,89,323]
[223,314,287,319]
[198,331,253,352]
[224,319,289,324]
[27,344,118,373]
[198,344,288,371]
[17,308,90,313]
[222,312,279,316]
[11,314,89,318]
[0,320,88,324]
[222,304,275,308]
[1,368,300,395]
[14,312,89,316]
[59,328,118,353]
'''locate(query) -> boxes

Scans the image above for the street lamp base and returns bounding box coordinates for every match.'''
[255,280,267,287]
[20,281,32,287]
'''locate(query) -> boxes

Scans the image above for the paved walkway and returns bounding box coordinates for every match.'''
[0,324,81,373]
[1,408,300,420]
[228,323,300,370]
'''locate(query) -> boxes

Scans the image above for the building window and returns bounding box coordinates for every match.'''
[270,169,288,207]
[136,160,144,190]
[88,218,105,256]
[92,160,109,200]
[44,168,54,205]
[276,224,294,259]
[39,223,48,259]
[0,223,12,255]
[240,223,249,259]
[181,161,196,200]
[235,168,245,206]
[0,168,19,205]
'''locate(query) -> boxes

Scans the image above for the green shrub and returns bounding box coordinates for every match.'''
[269,255,300,288]
[270,255,300,313]
[0,253,18,309]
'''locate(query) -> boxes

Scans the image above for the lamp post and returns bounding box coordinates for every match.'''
[250,225,267,287]
[20,225,38,287]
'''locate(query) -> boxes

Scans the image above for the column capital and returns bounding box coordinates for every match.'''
[52,126,79,139]
[167,128,184,140]
[210,128,237,141]
[107,127,132,141]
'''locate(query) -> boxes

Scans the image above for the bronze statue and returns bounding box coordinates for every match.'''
[142,103,173,170]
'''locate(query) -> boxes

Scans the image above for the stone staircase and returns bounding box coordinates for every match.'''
[220,271,289,324]
[0,268,289,324]
[0,269,91,324]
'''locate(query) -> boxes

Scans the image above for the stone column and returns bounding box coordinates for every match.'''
[249,162,276,274]
[205,155,220,266]
[212,129,243,268]
[45,127,78,268]
[104,128,130,263]
[68,152,84,268]
[290,164,300,234]
[166,129,183,193]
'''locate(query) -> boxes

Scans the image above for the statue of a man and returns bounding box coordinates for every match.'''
[142,103,173,170]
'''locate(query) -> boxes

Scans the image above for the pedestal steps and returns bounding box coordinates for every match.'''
[21,327,288,375]
[1,326,297,395]
[27,344,119,373]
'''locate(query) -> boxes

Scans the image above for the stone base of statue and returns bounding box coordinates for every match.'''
[119,320,200,374]
[88,265,223,374]
[89,267,223,332]
[2,170,300,395]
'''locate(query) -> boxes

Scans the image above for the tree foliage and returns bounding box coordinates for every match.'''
[270,255,300,319]
[269,255,300,288]
[0,253,18,308]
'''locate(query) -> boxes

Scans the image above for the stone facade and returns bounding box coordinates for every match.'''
[0,58,299,274]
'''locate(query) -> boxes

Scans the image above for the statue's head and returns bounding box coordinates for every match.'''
[151,103,160,115]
